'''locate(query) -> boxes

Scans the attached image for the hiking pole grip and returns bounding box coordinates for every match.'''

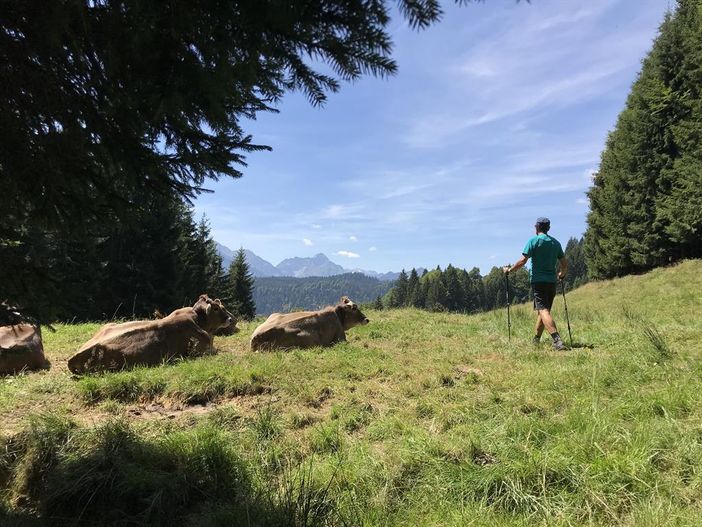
[560,279,573,347]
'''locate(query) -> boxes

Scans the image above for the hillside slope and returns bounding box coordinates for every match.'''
[254,273,394,314]
[1,261,701,525]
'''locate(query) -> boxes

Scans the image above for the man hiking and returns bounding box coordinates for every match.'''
[503,217,568,350]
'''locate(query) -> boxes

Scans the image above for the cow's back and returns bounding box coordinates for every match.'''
[0,324,47,374]
[250,309,342,351]
[68,312,200,373]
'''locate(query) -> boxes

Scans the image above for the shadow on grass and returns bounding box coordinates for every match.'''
[2,415,338,527]
[567,342,595,350]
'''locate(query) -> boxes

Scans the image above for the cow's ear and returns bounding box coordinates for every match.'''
[198,294,209,301]
[341,296,350,303]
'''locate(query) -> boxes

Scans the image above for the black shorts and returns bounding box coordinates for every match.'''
[532,282,556,311]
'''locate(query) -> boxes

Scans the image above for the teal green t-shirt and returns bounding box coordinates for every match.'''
[522,234,564,283]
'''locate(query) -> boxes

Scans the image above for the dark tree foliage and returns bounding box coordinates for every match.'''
[227,248,256,320]
[182,216,228,304]
[585,0,702,278]
[564,237,588,289]
[373,295,384,310]
[406,268,420,307]
[391,269,409,308]
[253,273,393,315]
[1,0,494,318]
[0,192,224,322]
[384,264,529,313]
[0,0,476,234]
[482,266,529,311]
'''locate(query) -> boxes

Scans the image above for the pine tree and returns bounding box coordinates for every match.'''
[585,1,702,277]
[2,1,462,237]
[425,277,446,312]
[406,268,421,307]
[564,237,588,289]
[654,0,702,259]
[373,296,384,310]
[228,248,256,320]
[467,267,485,312]
[98,191,186,318]
[392,270,409,308]
[183,215,228,302]
[482,267,506,310]
[2,1,491,317]
[442,265,463,311]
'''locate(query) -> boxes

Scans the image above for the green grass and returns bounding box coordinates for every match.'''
[2,260,702,525]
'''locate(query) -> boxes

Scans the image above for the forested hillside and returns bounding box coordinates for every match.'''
[1,193,229,322]
[384,237,588,314]
[253,273,394,315]
[585,0,702,278]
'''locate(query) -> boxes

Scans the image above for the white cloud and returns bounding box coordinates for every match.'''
[303,238,313,246]
[402,0,660,149]
[194,0,668,273]
[337,250,360,258]
[349,235,358,242]
[321,203,366,220]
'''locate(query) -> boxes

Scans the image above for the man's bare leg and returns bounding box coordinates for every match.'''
[534,313,545,338]
[537,309,565,349]
[538,309,557,334]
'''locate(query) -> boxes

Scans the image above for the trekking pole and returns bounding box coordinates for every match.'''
[560,278,573,347]
[505,270,511,341]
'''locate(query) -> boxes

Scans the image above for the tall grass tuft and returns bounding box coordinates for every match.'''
[2,413,76,508]
[262,458,340,527]
[251,403,282,441]
[641,323,674,360]
[622,306,675,361]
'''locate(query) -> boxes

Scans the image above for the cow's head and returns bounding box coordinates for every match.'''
[194,294,234,334]
[336,296,370,330]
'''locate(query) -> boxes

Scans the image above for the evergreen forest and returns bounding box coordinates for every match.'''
[382,237,588,313]
[585,0,702,278]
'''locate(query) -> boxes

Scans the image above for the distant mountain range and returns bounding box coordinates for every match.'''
[216,242,411,281]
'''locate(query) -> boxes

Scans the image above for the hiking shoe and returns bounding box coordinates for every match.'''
[532,336,542,346]
[552,339,567,351]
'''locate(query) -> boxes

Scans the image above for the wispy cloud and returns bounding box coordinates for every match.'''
[303,238,313,246]
[194,0,668,273]
[337,250,360,258]
[403,0,658,148]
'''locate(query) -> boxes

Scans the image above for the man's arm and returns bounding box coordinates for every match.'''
[557,257,568,280]
[503,254,529,274]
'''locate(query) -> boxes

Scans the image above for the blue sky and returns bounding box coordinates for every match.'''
[194,0,670,274]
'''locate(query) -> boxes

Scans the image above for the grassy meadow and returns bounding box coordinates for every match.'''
[1,260,702,526]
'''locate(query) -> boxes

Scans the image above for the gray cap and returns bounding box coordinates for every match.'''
[536,217,550,225]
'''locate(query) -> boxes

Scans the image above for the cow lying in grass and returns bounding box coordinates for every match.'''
[0,324,48,375]
[250,296,369,351]
[68,295,234,374]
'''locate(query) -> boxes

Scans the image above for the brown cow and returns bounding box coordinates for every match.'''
[250,296,369,352]
[0,324,48,374]
[68,295,233,374]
